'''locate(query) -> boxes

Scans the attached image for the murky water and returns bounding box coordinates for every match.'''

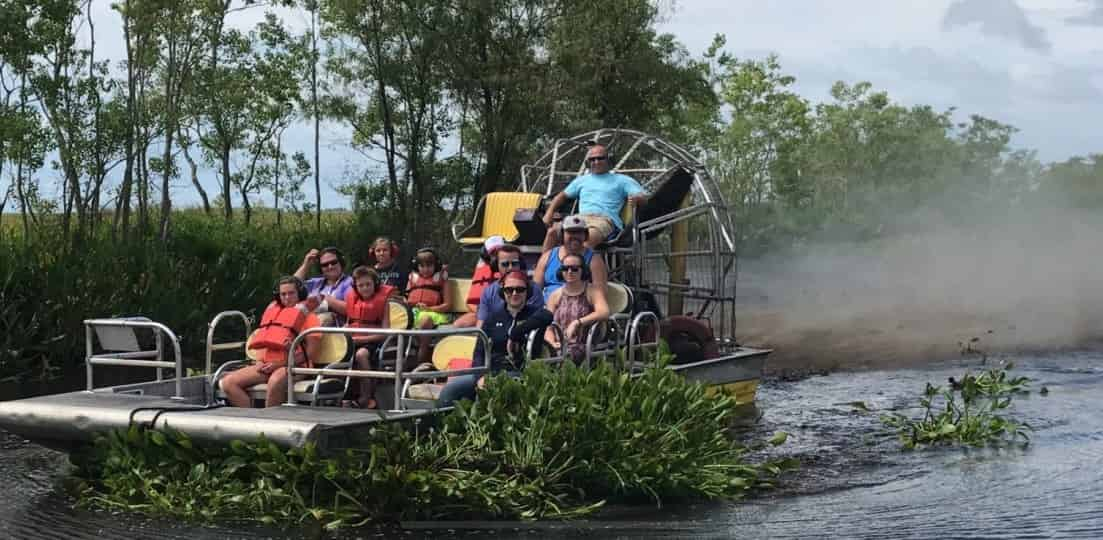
[1,351,1100,539]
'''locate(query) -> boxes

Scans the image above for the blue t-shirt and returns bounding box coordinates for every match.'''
[477,281,544,322]
[563,172,645,230]
[542,247,594,302]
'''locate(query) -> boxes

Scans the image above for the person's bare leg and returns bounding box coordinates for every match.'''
[264,367,291,407]
[354,347,377,407]
[220,365,267,408]
[417,316,435,366]
[453,312,477,328]
[584,225,604,249]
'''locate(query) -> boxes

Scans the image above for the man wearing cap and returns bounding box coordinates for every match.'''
[454,236,507,327]
[540,144,648,251]
[533,214,609,303]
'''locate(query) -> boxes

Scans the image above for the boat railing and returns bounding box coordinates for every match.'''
[84,318,185,400]
[285,326,493,412]
[205,310,251,375]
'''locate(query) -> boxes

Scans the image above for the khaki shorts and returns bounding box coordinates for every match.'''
[561,214,617,241]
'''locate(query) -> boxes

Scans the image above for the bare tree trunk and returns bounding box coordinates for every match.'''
[159,29,177,242]
[311,2,321,231]
[180,128,211,214]
[274,131,283,228]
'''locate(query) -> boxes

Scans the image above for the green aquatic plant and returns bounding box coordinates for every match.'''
[71,360,792,528]
[880,363,1033,450]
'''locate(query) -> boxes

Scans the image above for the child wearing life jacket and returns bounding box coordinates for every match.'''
[221,276,322,408]
[454,235,505,328]
[407,248,452,366]
[343,266,393,409]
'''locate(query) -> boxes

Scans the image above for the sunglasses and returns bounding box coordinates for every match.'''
[562,265,582,273]
[320,260,340,268]
[499,259,521,268]
[502,286,527,295]
[587,155,608,163]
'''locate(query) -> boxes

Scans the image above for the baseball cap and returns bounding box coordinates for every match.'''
[483,235,506,254]
[562,215,588,231]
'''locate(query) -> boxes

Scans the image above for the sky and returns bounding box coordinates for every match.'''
[19,0,1103,210]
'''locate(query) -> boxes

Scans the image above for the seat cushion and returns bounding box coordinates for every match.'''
[215,377,346,400]
[407,383,445,400]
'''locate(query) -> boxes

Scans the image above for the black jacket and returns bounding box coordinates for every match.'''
[474,304,553,372]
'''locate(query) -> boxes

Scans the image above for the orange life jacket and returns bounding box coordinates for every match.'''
[252,302,309,362]
[346,285,394,328]
[467,264,496,306]
[407,271,445,307]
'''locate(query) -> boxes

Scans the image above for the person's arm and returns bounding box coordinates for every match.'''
[589,256,608,289]
[511,308,554,339]
[293,249,319,280]
[327,291,348,315]
[585,286,611,323]
[545,287,562,314]
[532,250,551,287]
[428,275,452,313]
[542,192,570,225]
[357,303,390,344]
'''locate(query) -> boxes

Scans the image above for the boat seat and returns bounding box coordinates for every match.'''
[215,328,350,405]
[405,335,477,401]
[454,192,542,246]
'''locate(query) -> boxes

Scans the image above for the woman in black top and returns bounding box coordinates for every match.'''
[437,271,552,406]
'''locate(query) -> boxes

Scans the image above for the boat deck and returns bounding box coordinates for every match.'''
[0,388,435,451]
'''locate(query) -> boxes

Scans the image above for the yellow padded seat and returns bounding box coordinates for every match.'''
[449,278,472,314]
[459,192,542,245]
[388,300,411,330]
[605,282,631,314]
[431,335,478,371]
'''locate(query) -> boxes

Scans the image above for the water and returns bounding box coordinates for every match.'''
[1,351,1101,539]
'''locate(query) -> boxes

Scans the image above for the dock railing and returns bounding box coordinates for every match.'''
[285,326,493,412]
[84,318,185,400]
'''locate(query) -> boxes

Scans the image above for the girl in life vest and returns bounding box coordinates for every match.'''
[220,276,322,408]
[454,235,505,328]
[343,266,392,409]
[407,247,452,366]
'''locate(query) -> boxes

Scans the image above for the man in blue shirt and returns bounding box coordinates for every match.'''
[477,244,543,326]
[541,144,648,250]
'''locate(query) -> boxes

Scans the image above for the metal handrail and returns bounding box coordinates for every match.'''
[84,318,184,399]
[286,326,492,412]
[205,310,251,375]
[626,311,661,366]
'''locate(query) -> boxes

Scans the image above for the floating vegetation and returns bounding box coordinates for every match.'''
[880,363,1033,450]
[70,361,792,529]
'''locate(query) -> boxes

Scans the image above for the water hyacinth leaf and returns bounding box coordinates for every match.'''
[768,432,789,446]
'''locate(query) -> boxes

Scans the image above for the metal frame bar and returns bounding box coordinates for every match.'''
[205,310,250,375]
[84,318,184,400]
[286,326,492,412]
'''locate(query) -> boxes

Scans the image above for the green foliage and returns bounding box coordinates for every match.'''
[0,211,356,382]
[879,364,1033,450]
[71,361,791,527]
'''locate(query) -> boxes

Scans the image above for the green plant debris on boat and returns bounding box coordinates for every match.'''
[70,361,793,528]
[879,363,1032,450]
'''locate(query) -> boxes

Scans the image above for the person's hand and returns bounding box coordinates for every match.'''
[507,339,521,357]
[258,362,275,375]
[416,302,427,309]
[476,376,486,390]
[566,320,580,340]
[303,295,321,312]
[304,248,320,264]
[542,213,554,226]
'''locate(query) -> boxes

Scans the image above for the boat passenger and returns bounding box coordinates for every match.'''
[533,214,608,302]
[437,271,552,406]
[540,143,648,251]
[343,266,392,409]
[477,243,543,327]
[371,236,407,295]
[293,246,354,326]
[221,276,321,408]
[454,235,505,328]
[544,252,610,361]
[407,247,452,366]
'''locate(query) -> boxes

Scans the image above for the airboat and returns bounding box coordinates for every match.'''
[0,129,769,452]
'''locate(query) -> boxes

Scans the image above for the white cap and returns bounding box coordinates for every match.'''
[483,235,506,253]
